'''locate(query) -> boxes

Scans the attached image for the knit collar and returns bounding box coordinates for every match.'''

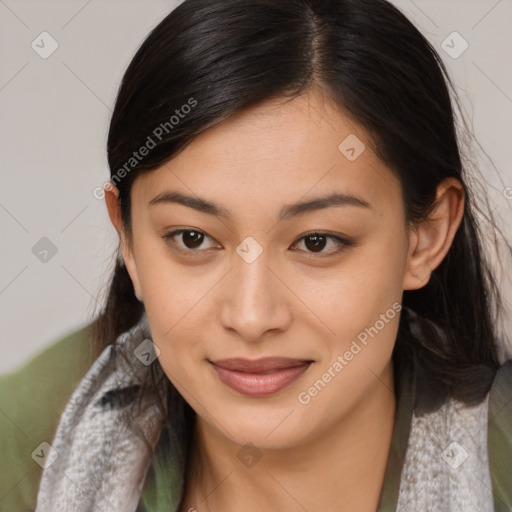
[35,312,166,512]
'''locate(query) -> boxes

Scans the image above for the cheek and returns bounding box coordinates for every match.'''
[298,242,406,411]
[305,234,407,344]
[145,304,206,405]
[134,237,215,329]
[133,252,213,377]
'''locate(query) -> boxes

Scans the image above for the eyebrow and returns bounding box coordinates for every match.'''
[148,191,372,221]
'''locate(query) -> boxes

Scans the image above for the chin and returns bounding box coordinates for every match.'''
[211,404,314,451]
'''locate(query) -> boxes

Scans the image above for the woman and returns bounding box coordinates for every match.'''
[24,0,512,510]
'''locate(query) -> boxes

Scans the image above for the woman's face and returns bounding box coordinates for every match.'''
[116,89,418,449]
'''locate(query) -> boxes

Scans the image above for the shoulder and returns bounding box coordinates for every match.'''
[0,324,95,511]
[487,359,512,511]
[397,357,511,511]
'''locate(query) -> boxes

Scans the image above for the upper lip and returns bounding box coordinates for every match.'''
[210,357,312,373]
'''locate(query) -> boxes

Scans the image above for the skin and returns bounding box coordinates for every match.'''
[105,87,465,512]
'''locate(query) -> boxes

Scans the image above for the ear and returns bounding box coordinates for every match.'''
[104,183,143,301]
[403,177,465,290]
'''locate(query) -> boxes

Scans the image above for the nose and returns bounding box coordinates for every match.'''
[219,250,292,343]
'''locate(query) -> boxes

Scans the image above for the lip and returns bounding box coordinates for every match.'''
[209,357,313,397]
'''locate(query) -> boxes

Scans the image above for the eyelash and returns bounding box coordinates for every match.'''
[162,229,355,258]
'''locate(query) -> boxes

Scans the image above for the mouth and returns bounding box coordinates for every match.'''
[209,357,314,397]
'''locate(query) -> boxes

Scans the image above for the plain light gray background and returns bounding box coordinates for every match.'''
[1,0,512,374]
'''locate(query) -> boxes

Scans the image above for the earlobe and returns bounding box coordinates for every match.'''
[123,250,144,304]
[403,224,433,290]
[403,178,465,291]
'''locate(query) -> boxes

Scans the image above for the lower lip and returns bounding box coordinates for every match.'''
[210,362,312,397]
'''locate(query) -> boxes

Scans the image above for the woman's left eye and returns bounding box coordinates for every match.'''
[162,229,354,256]
[291,232,355,255]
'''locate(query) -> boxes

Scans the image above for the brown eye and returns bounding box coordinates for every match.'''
[162,229,217,253]
[292,232,355,256]
[180,230,204,249]
[304,234,328,252]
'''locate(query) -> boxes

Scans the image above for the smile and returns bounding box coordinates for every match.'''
[209,357,313,397]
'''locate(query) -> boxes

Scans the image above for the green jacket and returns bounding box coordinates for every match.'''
[1,324,511,511]
[0,326,94,511]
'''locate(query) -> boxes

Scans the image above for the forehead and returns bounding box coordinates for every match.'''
[132,89,403,222]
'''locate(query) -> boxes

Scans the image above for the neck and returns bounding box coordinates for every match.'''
[181,360,396,512]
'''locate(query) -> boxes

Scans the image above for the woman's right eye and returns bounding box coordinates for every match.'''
[162,229,219,254]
